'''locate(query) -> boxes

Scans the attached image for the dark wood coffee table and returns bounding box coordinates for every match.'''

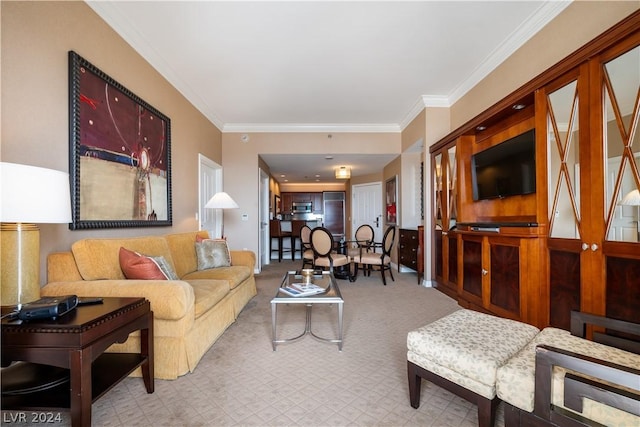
[1,297,154,426]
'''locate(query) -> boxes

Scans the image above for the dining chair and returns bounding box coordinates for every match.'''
[310,227,350,275]
[352,225,396,285]
[347,224,375,257]
[300,225,314,269]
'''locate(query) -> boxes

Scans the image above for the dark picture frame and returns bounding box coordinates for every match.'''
[68,51,172,230]
[386,175,398,225]
[274,194,281,216]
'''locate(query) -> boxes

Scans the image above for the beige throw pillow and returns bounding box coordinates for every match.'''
[195,239,231,270]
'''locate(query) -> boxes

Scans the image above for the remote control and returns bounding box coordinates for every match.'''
[77,297,103,306]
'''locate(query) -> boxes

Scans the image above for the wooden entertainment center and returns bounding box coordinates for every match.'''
[429,11,640,330]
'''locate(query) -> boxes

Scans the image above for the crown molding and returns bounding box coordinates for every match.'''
[86,1,227,131]
[88,0,570,136]
[222,123,401,133]
[448,1,571,105]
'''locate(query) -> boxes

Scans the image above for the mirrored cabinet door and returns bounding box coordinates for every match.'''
[544,69,585,329]
[446,145,458,231]
[603,45,640,243]
[598,42,640,323]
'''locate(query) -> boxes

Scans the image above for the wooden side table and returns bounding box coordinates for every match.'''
[1,297,154,426]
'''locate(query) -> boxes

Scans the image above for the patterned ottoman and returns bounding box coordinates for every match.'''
[407,309,540,427]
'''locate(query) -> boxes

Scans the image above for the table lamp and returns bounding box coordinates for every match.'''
[1,162,72,308]
[619,188,640,241]
[205,191,239,238]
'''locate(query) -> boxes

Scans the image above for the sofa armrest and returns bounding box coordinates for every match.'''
[570,311,640,354]
[41,280,195,321]
[533,345,640,425]
[230,250,256,271]
[47,252,83,282]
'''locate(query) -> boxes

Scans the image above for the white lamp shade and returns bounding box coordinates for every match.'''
[620,189,640,206]
[205,191,239,209]
[1,162,72,223]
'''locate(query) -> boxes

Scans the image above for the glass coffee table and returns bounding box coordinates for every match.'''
[271,270,344,351]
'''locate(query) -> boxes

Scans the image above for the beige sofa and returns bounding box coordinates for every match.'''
[41,231,256,380]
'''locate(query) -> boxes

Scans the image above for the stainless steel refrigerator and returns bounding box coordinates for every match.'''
[323,191,345,240]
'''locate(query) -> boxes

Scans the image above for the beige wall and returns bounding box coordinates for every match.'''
[1,1,222,284]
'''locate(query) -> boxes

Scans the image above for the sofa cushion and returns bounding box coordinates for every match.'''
[188,279,231,318]
[407,309,539,394]
[181,265,251,290]
[72,237,175,280]
[496,326,640,425]
[195,239,231,269]
[164,231,210,278]
[119,247,179,280]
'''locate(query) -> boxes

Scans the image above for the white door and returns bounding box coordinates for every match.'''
[199,154,222,238]
[352,182,383,240]
[259,168,270,270]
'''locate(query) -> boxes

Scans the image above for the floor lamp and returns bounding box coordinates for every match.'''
[620,188,640,242]
[1,162,71,308]
[205,191,238,239]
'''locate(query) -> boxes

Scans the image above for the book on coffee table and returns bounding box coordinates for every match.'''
[278,283,326,297]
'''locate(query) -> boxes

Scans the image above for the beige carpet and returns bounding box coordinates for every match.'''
[5,261,505,426]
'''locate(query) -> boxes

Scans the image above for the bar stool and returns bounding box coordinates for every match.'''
[290,220,306,261]
[270,220,292,262]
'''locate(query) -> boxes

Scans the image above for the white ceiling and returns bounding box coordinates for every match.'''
[87,1,570,182]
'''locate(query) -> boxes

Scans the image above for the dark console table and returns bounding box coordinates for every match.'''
[1,297,154,426]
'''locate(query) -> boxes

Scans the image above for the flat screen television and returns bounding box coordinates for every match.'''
[471,129,536,201]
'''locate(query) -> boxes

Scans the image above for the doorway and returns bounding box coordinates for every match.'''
[351,182,383,240]
[259,168,270,270]
[198,154,222,238]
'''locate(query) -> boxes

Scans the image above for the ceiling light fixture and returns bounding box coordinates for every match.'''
[512,103,526,110]
[335,166,351,179]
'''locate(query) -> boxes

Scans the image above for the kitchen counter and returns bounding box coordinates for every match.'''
[279,218,323,232]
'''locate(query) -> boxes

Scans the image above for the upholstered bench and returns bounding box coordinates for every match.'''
[407,309,540,427]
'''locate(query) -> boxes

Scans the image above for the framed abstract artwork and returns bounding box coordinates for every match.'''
[68,51,172,230]
[386,175,398,226]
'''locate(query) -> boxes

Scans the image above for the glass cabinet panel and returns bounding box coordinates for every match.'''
[547,80,581,239]
[603,46,640,242]
[446,145,457,230]
[434,153,443,230]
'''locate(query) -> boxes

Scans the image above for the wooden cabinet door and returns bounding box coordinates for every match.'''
[461,234,483,307]
[487,236,522,319]
[312,193,323,213]
[282,193,293,214]
[543,35,640,329]
[432,141,459,296]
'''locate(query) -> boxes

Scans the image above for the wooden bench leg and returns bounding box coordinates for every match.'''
[478,396,500,427]
[408,360,422,408]
[407,360,499,427]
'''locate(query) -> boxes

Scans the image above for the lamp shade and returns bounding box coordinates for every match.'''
[1,162,71,307]
[335,166,351,179]
[205,192,239,209]
[1,162,72,223]
[619,189,640,206]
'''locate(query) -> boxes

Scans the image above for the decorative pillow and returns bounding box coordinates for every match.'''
[195,239,231,270]
[119,247,179,280]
